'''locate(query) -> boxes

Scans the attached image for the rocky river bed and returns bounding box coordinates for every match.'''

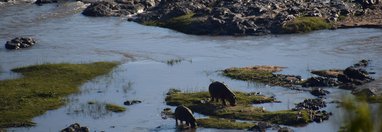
[1,1,382,132]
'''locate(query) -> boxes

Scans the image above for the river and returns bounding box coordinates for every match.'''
[1,2,382,132]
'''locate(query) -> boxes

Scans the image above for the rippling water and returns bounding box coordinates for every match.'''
[1,2,382,132]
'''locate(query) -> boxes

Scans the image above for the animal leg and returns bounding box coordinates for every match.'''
[175,118,178,126]
[222,99,227,106]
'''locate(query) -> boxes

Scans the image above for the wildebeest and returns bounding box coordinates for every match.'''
[174,105,196,128]
[208,81,236,106]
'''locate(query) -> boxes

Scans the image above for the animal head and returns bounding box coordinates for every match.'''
[228,94,237,106]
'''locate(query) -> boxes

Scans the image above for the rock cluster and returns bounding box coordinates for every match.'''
[61,123,89,132]
[293,99,331,123]
[5,37,36,50]
[293,98,326,111]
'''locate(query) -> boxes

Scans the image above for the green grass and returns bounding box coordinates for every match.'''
[142,13,196,32]
[282,17,331,33]
[340,97,382,132]
[222,66,300,87]
[105,103,126,113]
[197,118,255,129]
[0,62,118,128]
[223,67,274,82]
[165,90,310,126]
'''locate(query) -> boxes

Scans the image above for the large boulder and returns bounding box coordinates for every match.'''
[82,1,121,17]
[5,37,36,50]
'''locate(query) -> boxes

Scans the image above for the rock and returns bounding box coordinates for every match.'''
[61,123,89,132]
[248,121,272,132]
[82,1,121,17]
[293,99,326,111]
[302,77,339,87]
[352,87,378,97]
[278,127,294,132]
[5,37,36,50]
[311,110,331,123]
[353,59,369,67]
[123,100,142,105]
[161,107,174,119]
[310,88,330,97]
[343,67,370,81]
[35,0,57,5]
[311,69,344,78]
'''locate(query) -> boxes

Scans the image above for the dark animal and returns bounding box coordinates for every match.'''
[174,105,196,128]
[208,81,236,106]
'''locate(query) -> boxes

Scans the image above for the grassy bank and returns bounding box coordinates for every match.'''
[165,90,310,126]
[282,17,331,33]
[143,13,196,32]
[0,62,118,128]
[222,66,302,87]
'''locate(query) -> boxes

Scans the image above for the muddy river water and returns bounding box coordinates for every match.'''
[1,2,382,132]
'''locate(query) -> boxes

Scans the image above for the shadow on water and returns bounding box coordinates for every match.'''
[1,3,382,132]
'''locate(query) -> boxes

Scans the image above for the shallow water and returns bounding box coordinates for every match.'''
[1,2,382,132]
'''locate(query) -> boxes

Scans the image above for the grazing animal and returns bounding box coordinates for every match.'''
[208,81,236,106]
[174,105,197,128]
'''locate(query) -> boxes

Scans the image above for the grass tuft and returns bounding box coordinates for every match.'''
[282,17,331,33]
[105,103,126,113]
[0,62,118,128]
[142,13,196,32]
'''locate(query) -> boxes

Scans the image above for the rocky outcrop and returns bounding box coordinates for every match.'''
[80,0,382,35]
[61,123,89,132]
[293,99,331,123]
[5,37,36,50]
[134,0,382,35]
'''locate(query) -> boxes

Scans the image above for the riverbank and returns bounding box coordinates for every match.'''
[0,62,118,128]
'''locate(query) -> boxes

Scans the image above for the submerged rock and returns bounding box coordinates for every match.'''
[5,37,36,50]
[123,100,142,105]
[248,121,272,132]
[278,127,294,132]
[310,88,330,97]
[61,123,89,132]
[35,0,57,5]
